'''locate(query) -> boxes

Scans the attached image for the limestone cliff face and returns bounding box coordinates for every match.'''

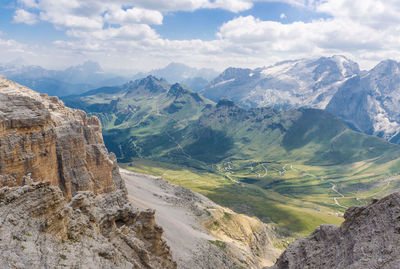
[0,76,124,199]
[269,193,400,269]
[0,76,176,268]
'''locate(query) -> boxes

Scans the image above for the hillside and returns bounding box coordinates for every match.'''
[64,76,400,236]
[122,169,281,269]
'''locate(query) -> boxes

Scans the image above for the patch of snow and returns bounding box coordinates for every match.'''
[260,60,300,77]
[212,78,235,87]
[332,55,350,77]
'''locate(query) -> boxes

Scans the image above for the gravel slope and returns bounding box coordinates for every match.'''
[121,168,281,269]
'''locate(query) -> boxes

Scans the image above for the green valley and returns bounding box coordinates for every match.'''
[64,76,400,236]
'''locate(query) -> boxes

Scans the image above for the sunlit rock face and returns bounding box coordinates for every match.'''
[0,76,125,199]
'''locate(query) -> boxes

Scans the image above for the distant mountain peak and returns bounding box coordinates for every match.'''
[371,59,400,75]
[328,54,350,61]
[167,83,204,103]
[167,83,187,96]
[126,75,169,95]
[164,62,190,69]
[66,60,104,74]
[82,60,103,71]
[140,75,165,83]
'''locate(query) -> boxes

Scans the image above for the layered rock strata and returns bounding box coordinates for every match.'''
[0,76,176,268]
[0,76,124,199]
[0,182,175,268]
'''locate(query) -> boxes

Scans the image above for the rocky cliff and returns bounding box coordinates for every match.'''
[0,76,124,199]
[269,193,400,269]
[0,76,176,268]
[326,60,400,142]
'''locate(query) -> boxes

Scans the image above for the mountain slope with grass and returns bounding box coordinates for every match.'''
[64,76,400,236]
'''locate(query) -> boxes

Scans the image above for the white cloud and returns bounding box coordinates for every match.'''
[7,0,400,72]
[18,0,39,8]
[132,0,210,12]
[207,0,254,13]
[13,9,38,25]
[132,0,257,12]
[104,7,163,25]
[0,38,38,63]
[315,0,400,28]
[280,13,286,19]
[66,24,159,41]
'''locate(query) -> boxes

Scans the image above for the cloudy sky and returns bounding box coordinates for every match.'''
[0,0,399,73]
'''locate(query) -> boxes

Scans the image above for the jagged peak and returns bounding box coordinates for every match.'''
[168,83,191,96]
[167,83,204,103]
[135,75,167,85]
[126,75,169,94]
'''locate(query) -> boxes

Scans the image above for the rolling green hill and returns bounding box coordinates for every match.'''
[64,76,400,236]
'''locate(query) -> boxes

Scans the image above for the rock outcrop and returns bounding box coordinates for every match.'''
[0,182,175,268]
[0,77,176,269]
[269,193,400,269]
[0,76,125,199]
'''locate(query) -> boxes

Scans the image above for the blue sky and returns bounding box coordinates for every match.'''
[153,2,329,41]
[0,1,399,73]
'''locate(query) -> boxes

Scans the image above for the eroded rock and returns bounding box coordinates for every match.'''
[0,182,176,268]
[269,193,400,269]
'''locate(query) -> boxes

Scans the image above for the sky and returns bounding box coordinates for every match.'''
[0,0,400,74]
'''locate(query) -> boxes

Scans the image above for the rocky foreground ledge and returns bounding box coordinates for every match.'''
[268,193,400,269]
[0,182,175,268]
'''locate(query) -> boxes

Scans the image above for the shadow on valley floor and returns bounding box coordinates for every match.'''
[203,183,312,235]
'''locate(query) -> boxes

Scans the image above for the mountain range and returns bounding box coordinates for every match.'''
[0,61,218,97]
[2,73,400,269]
[132,62,218,91]
[200,56,400,143]
[0,75,284,268]
[64,75,400,236]
[0,61,128,96]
